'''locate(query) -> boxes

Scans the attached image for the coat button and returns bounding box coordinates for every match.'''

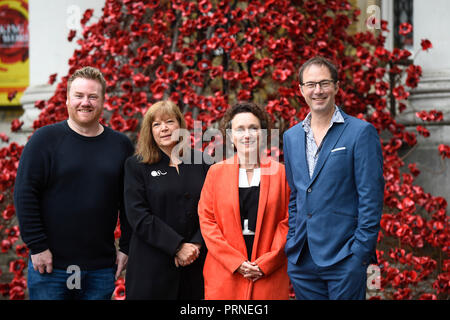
[307,213,312,218]
[307,188,312,193]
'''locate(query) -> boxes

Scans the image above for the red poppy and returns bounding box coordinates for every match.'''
[126,118,138,132]
[390,48,412,62]
[8,286,25,300]
[2,204,15,220]
[114,220,121,239]
[15,244,28,258]
[375,82,389,96]
[68,30,76,42]
[113,284,126,300]
[421,39,432,51]
[109,113,127,132]
[438,144,450,159]
[406,74,419,88]
[5,226,20,243]
[150,79,168,100]
[430,110,443,121]
[0,283,10,297]
[10,119,23,132]
[223,70,237,81]
[403,131,417,146]
[221,37,236,51]
[147,0,159,9]
[198,0,212,13]
[198,59,211,71]
[416,110,443,122]
[237,90,251,101]
[81,9,94,26]
[210,66,223,78]
[272,68,289,82]
[122,104,137,117]
[419,293,437,300]
[9,259,25,276]
[398,22,413,36]
[34,100,46,110]
[180,48,195,67]
[416,125,430,138]
[132,73,149,88]
[0,133,8,143]
[392,86,410,100]
[408,163,420,177]
[1,239,11,253]
[433,273,450,294]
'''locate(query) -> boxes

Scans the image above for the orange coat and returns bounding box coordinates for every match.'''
[198,155,290,300]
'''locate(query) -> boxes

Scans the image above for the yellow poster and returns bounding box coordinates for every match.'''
[0,0,29,106]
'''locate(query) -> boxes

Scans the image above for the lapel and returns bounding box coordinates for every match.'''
[308,114,348,187]
[251,157,271,261]
[295,123,309,178]
[224,155,243,233]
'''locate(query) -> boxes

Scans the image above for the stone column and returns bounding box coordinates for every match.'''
[19,0,104,133]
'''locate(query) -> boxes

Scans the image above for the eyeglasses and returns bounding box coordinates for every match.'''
[300,79,336,90]
[232,128,260,135]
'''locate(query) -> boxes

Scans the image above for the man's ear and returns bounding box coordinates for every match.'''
[298,84,304,97]
[334,81,339,94]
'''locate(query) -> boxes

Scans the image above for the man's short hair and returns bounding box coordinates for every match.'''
[67,66,106,97]
[298,56,339,84]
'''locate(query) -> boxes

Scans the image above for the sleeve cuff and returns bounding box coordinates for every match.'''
[28,242,49,255]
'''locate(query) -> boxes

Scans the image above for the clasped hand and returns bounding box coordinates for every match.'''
[174,243,201,267]
[237,261,264,282]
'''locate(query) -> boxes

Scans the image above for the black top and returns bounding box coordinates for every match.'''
[124,150,209,299]
[239,186,260,260]
[14,121,134,270]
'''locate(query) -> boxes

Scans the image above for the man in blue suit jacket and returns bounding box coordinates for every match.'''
[283,56,384,300]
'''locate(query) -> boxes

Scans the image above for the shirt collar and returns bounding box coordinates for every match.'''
[302,105,344,132]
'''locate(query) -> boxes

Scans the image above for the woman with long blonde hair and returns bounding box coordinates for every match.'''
[124,100,209,299]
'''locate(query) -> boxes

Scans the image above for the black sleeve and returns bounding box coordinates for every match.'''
[123,156,184,256]
[189,160,211,245]
[189,228,203,244]
[118,139,135,255]
[13,130,50,254]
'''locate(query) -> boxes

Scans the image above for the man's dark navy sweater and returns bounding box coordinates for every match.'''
[14,121,134,270]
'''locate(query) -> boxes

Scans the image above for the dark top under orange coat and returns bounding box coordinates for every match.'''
[198,155,290,300]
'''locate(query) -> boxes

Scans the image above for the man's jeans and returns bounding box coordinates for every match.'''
[27,261,116,300]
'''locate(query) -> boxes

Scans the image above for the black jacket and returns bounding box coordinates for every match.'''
[124,150,209,299]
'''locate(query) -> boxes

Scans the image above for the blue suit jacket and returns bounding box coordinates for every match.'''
[283,109,384,267]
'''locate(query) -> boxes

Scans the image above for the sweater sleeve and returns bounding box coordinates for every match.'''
[123,156,184,256]
[14,130,51,255]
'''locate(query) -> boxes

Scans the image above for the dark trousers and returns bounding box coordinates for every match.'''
[287,242,367,300]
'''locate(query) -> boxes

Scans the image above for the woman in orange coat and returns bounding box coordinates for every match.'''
[198,102,290,300]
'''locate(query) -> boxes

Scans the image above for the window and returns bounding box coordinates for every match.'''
[393,0,413,50]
